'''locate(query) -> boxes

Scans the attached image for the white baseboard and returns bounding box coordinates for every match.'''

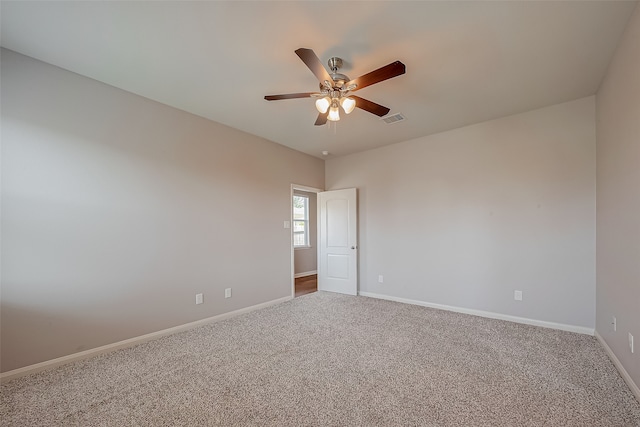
[294,270,317,278]
[595,331,640,402]
[0,295,292,383]
[359,291,594,335]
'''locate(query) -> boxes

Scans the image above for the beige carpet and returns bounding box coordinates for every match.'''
[2,292,640,426]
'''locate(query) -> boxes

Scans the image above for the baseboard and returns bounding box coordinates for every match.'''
[0,295,293,383]
[359,291,594,335]
[294,270,317,278]
[595,331,640,402]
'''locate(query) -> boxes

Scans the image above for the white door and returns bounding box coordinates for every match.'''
[318,188,358,295]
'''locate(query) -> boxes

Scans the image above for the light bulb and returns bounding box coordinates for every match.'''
[327,105,340,121]
[340,97,356,114]
[315,97,330,114]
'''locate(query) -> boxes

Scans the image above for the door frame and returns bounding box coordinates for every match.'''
[290,184,323,298]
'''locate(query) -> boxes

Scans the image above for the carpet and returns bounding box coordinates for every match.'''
[2,292,640,426]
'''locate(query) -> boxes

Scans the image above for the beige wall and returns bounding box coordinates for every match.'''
[326,97,596,329]
[293,190,317,275]
[595,4,640,388]
[0,49,325,372]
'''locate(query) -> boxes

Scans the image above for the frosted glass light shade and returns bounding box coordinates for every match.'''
[340,97,356,114]
[327,106,340,121]
[315,97,330,114]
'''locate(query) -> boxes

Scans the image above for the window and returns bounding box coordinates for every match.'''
[293,195,309,247]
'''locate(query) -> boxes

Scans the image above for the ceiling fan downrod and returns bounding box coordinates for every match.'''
[324,57,351,89]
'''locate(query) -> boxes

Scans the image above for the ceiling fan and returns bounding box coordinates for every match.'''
[265,48,406,125]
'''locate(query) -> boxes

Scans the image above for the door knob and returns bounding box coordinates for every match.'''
[351,246,357,250]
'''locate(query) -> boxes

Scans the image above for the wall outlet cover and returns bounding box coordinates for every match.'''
[514,290,523,301]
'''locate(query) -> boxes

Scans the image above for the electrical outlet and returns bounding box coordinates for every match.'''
[195,293,203,305]
[378,275,384,283]
[225,288,232,299]
[630,333,634,354]
[612,316,617,332]
[514,290,523,301]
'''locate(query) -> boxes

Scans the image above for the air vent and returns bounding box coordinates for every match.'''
[381,113,406,124]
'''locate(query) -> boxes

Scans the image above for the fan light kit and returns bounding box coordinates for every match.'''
[312,57,356,122]
[265,48,406,126]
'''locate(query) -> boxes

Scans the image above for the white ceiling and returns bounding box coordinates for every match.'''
[1,1,637,159]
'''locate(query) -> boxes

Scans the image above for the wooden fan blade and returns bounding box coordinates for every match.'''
[295,48,335,86]
[347,61,406,92]
[351,96,391,117]
[315,112,328,126]
[264,92,316,101]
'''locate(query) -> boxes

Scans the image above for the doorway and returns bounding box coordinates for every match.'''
[291,184,322,298]
[294,274,318,297]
